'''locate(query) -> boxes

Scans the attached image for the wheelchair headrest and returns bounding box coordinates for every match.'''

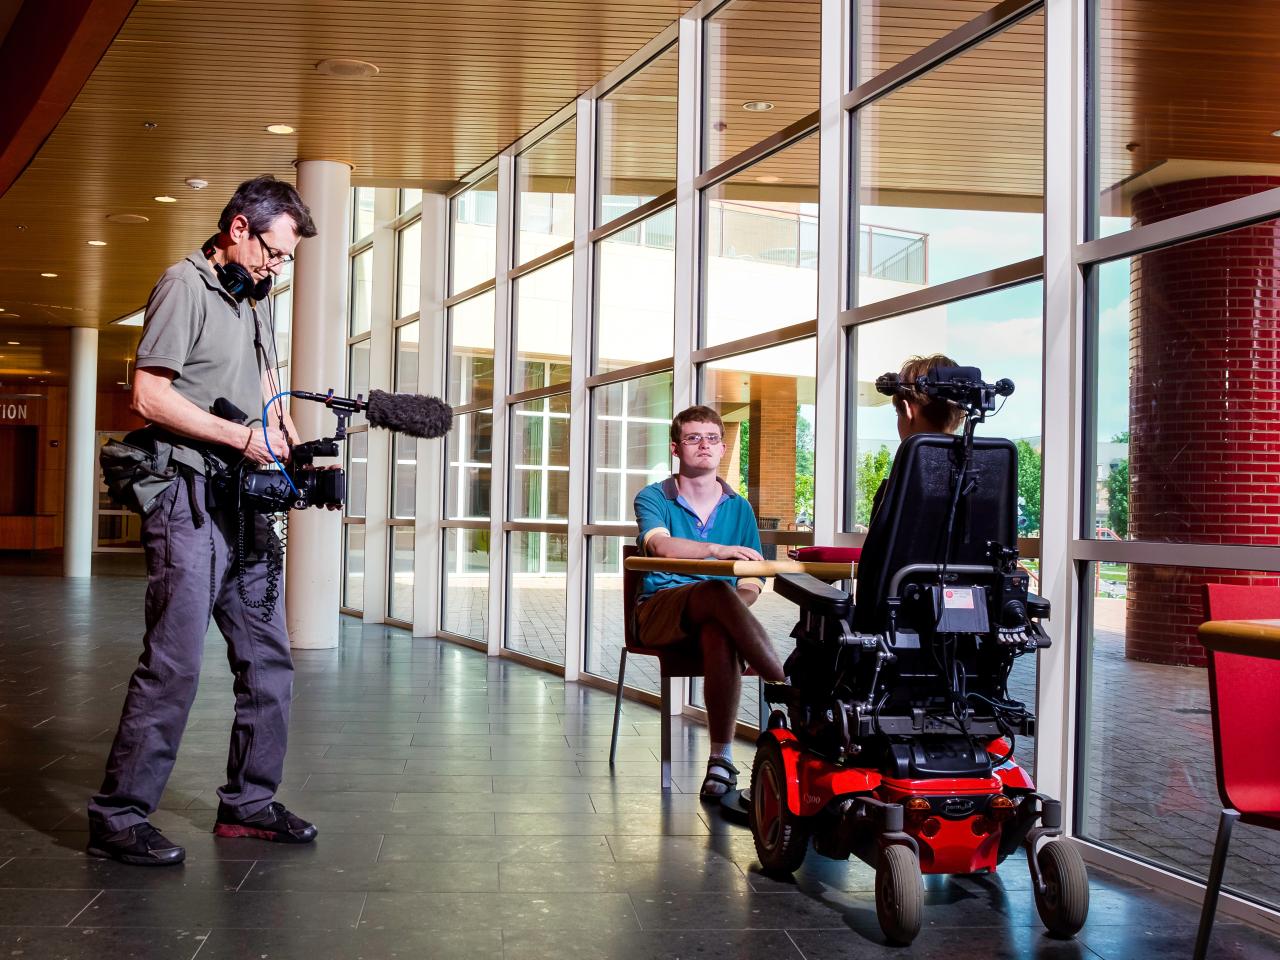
[853,433,1019,632]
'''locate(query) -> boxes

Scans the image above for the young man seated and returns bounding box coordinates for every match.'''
[633,405,786,801]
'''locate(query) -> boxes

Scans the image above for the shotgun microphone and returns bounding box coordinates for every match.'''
[289,389,453,439]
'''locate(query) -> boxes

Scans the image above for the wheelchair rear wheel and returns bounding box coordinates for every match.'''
[875,843,924,945]
[1033,840,1089,938]
[749,737,809,875]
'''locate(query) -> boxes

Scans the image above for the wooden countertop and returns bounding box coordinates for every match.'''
[623,556,855,581]
[1198,619,1280,660]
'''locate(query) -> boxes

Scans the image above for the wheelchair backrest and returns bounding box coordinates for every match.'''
[852,433,1018,633]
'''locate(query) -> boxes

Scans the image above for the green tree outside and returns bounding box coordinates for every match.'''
[1107,458,1129,538]
[855,446,893,529]
[1015,439,1042,535]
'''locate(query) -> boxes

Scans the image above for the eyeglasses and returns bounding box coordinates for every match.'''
[254,232,294,266]
[679,433,723,447]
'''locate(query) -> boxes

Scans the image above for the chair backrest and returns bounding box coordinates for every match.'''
[853,433,1018,632]
[1201,585,1280,817]
[622,544,643,651]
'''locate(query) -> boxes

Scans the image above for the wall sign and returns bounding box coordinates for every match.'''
[0,394,45,424]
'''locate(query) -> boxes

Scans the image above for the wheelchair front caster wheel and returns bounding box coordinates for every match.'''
[1033,840,1090,938]
[875,844,923,945]
[749,737,809,876]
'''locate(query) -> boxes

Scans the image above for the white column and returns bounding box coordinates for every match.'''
[62,325,98,578]
[1036,0,1086,814]
[286,159,352,649]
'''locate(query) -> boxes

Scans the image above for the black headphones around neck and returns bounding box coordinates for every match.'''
[203,235,272,303]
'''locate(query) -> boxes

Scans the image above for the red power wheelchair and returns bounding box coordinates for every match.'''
[748,368,1089,945]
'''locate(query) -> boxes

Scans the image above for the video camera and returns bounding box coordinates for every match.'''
[216,388,453,513]
[875,365,1014,421]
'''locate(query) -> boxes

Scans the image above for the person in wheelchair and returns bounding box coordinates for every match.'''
[633,404,787,801]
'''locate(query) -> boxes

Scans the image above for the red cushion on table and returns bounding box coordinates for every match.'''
[791,546,862,563]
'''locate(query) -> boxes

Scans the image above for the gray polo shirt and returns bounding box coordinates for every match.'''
[134,250,268,472]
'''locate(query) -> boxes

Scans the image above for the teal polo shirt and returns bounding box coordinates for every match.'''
[634,475,766,599]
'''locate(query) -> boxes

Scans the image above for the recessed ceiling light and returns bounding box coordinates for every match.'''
[87,240,107,247]
[40,272,57,278]
[185,178,209,190]
[742,100,774,112]
[755,175,781,184]
[106,213,149,224]
[154,195,177,203]
[316,58,380,78]
[265,123,296,135]
[7,341,19,345]
[1271,130,1280,138]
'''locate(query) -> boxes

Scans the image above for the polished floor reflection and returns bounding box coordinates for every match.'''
[0,559,1276,959]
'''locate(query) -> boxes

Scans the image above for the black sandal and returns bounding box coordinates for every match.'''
[700,757,740,801]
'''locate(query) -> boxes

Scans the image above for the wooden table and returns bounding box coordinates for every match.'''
[1198,619,1280,660]
[623,555,855,582]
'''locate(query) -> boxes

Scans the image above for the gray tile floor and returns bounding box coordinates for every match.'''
[0,556,1277,960]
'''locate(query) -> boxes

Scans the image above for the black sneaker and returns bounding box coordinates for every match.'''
[214,801,317,843]
[87,822,186,866]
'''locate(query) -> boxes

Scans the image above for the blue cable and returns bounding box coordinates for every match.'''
[261,392,300,495]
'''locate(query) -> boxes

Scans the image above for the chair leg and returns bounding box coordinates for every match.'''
[660,676,673,792]
[1193,808,1240,960]
[609,649,628,767]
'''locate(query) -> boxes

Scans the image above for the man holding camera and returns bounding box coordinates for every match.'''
[87,176,319,865]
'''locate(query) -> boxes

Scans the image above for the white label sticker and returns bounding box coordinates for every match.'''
[943,587,975,610]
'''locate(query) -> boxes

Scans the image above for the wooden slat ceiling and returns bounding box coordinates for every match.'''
[4,0,1280,391]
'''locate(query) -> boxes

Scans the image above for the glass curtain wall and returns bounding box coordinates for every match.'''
[342,189,375,612]
[441,173,498,644]
[387,191,422,624]
[1076,0,1280,906]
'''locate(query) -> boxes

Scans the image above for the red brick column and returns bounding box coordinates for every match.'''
[747,375,797,529]
[1125,176,1280,666]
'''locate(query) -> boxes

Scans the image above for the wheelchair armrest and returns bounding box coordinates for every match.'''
[1027,592,1050,620]
[774,572,852,619]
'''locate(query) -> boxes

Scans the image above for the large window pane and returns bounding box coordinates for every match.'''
[510,396,570,522]
[505,531,567,666]
[597,45,678,225]
[391,322,419,518]
[352,187,375,242]
[1092,0,1280,237]
[447,291,495,406]
[1090,220,1280,548]
[349,248,373,336]
[446,411,493,520]
[343,522,365,611]
[586,535,658,693]
[451,172,498,293]
[703,135,818,346]
[517,119,576,264]
[595,208,675,372]
[1081,562,1280,910]
[442,528,489,641]
[852,282,1044,534]
[387,527,414,623]
[514,256,573,393]
[347,339,369,427]
[345,430,368,519]
[400,188,423,214]
[397,219,421,318]
[703,0,820,169]
[854,12,1044,306]
[703,340,816,539]
[591,371,673,523]
[854,1,993,86]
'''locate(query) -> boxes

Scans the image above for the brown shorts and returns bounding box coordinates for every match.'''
[634,582,704,648]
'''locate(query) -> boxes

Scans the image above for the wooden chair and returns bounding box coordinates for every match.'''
[608,544,760,791]
[1194,584,1280,960]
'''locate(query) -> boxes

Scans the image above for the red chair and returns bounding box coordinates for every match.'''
[1194,584,1280,960]
[608,544,760,791]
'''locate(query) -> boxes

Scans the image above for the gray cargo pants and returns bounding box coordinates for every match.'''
[88,472,293,833]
